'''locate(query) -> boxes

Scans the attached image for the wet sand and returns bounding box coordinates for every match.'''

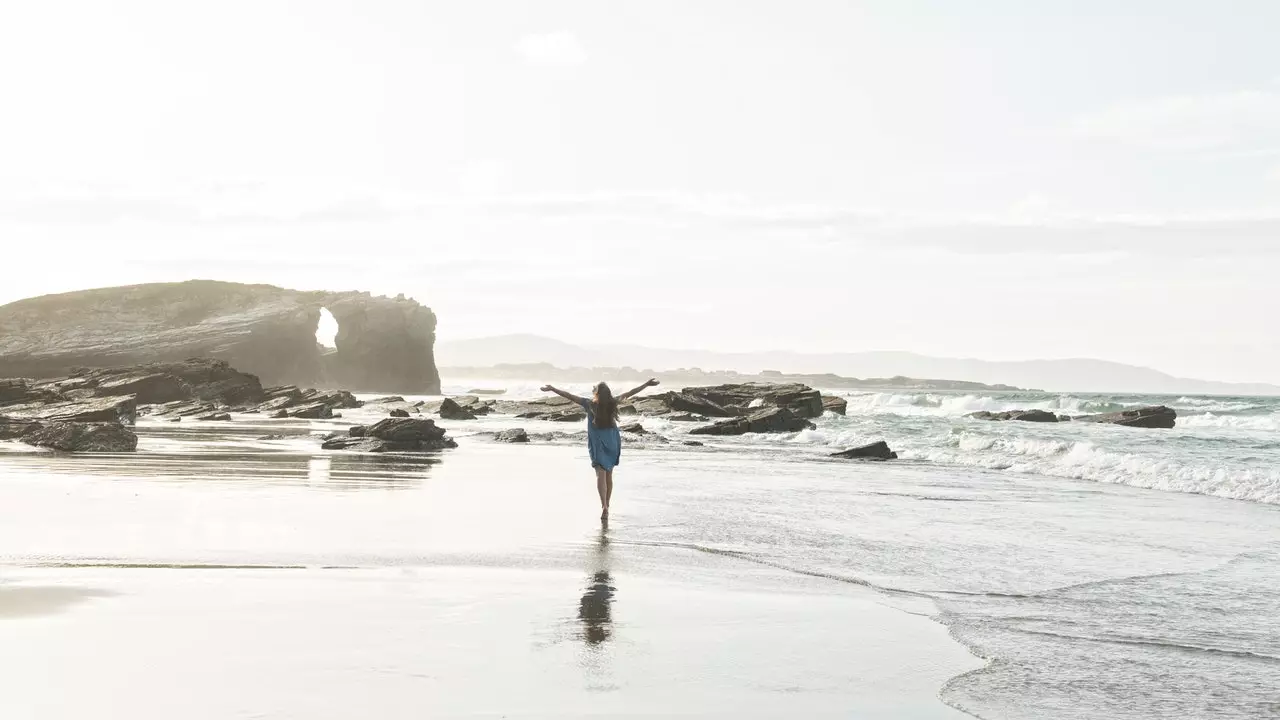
[0,435,980,719]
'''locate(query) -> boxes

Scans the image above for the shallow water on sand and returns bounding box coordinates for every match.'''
[2,403,1279,718]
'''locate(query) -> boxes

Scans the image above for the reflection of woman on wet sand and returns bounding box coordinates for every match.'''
[578,528,615,647]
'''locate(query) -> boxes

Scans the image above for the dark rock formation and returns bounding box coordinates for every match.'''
[467,388,506,396]
[1075,406,1177,429]
[689,407,816,436]
[495,428,530,443]
[0,394,137,424]
[968,409,1061,423]
[497,383,825,425]
[619,423,647,434]
[0,418,42,440]
[831,441,897,460]
[250,387,362,417]
[496,396,587,422]
[821,395,848,416]
[682,440,704,447]
[0,280,441,393]
[389,408,411,418]
[286,403,333,419]
[321,417,456,453]
[366,395,406,405]
[21,421,138,452]
[658,383,825,419]
[439,398,477,421]
[420,396,495,417]
[195,412,232,422]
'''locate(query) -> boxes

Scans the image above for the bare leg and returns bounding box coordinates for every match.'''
[595,467,608,518]
[605,470,614,511]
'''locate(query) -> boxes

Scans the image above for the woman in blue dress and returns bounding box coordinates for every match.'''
[541,378,660,520]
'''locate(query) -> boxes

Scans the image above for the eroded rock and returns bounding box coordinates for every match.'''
[495,428,530,443]
[968,409,1060,423]
[821,395,848,416]
[439,398,477,421]
[322,417,456,452]
[0,280,441,393]
[21,422,138,452]
[688,407,816,436]
[1075,406,1176,429]
[830,441,897,460]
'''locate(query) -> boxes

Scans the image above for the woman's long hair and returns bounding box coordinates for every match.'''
[592,382,619,429]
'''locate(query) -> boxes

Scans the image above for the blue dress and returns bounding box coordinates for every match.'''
[578,399,621,471]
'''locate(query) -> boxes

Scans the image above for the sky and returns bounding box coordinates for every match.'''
[1,1,1278,383]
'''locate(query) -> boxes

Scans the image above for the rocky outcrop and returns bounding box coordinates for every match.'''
[689,407,816,436]
[0,280,441,393]
[821,395,848,416]
[0,394,137,424]
[968,409,1060,423]
[496,396,587,422]
[321,417,456,453]
[831,441,897,460]
[438,398,477,421]
[496,383,826,424]
[21,421,138,452]
[658,384,825,419]
[494,428,530,443]
[248,387,362,418]
[967,405,1177,428]
[1074,406,1177,429]
[389,408,411,418]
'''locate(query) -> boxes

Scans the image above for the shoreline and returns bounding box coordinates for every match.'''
[0,440,984,718]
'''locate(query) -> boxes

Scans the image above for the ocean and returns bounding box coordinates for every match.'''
[1,381,1278,718]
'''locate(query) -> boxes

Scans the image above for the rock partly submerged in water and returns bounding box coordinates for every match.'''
[821,395,848,416]
[689,407,816,436]
[498,382,826,425]
[1074,405,1177,429]
[968,405,1177,428]
[968,409,1060,423]
[494,428,530,443]
[21,421,138,452]
[321,417,456,453]
[830,440,897,460]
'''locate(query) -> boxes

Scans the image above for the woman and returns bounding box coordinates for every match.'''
[540,378,660,520]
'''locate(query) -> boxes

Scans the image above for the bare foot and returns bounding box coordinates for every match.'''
[600,507,609,521]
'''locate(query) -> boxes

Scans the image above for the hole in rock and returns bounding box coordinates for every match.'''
[315,307,339,349]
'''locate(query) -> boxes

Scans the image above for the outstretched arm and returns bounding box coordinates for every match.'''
[541,385,587,405]
[617,378,661,402]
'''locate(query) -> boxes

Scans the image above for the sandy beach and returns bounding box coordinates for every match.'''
[0,441,979,719]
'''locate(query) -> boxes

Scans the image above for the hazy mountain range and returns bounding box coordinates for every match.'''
[436,334,1280,396]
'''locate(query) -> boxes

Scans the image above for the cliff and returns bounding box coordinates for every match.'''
[0,281,440,394]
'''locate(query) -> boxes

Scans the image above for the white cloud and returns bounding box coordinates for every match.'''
[1072,90,1280,152]
[514,31,587,67]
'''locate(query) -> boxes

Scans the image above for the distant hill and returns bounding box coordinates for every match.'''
[436,335,1280,395]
